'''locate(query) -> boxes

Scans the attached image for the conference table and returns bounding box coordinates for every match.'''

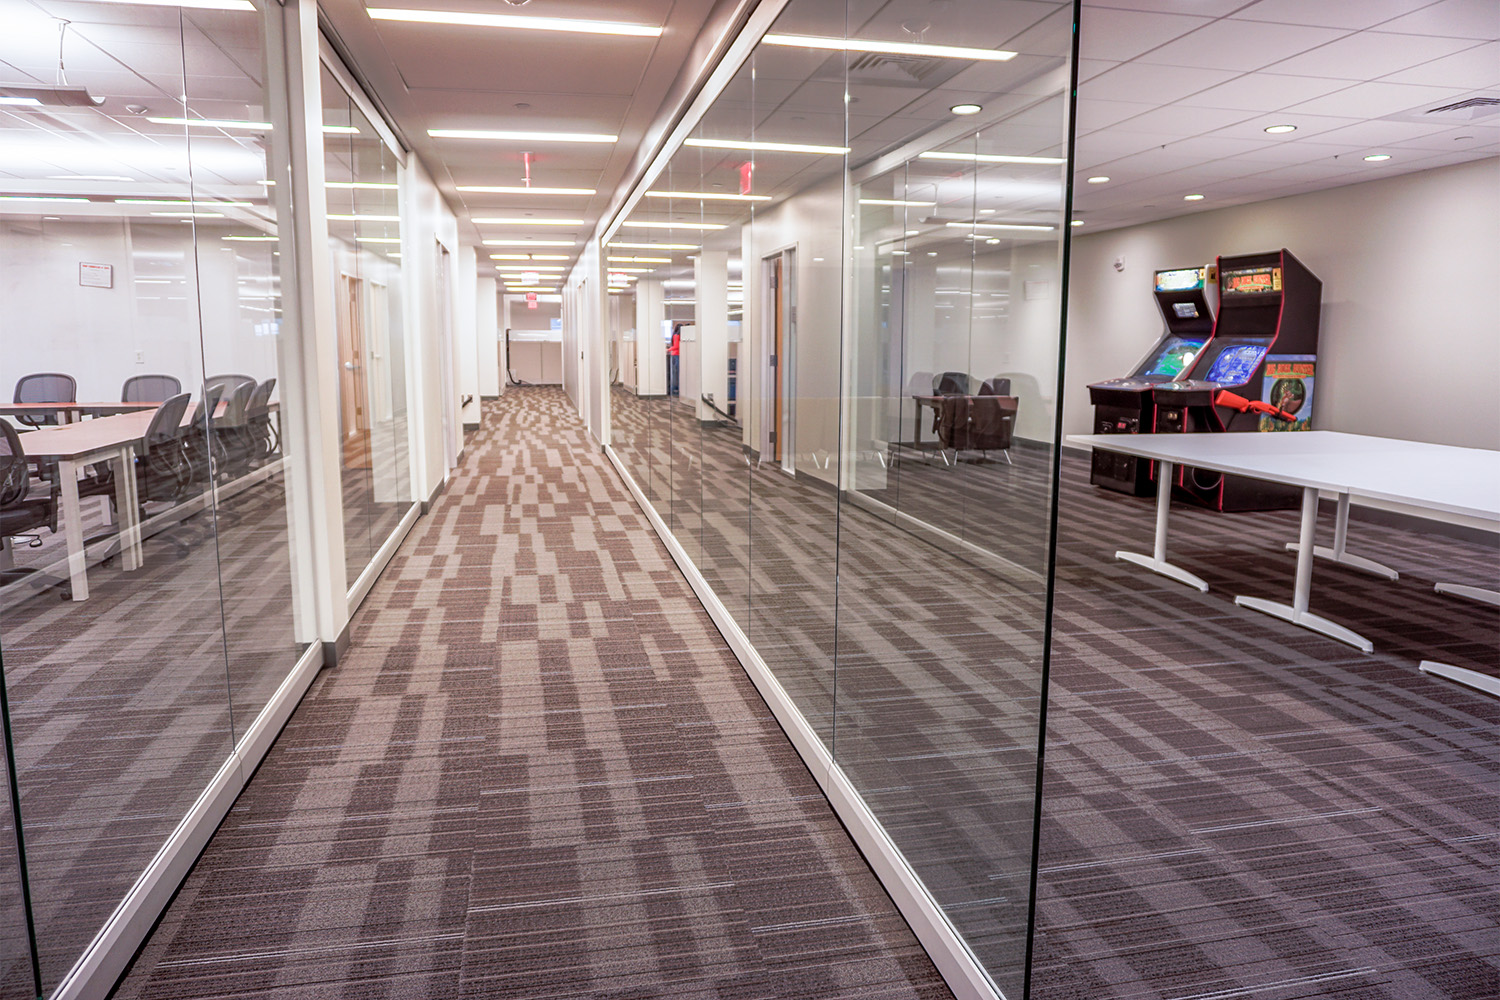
[1066,431,1500,665]
[16,402,279,601]
[0,401,157,423]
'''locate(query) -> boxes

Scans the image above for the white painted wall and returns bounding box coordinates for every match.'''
[1064,158,1500,450]
[455,244,480,429]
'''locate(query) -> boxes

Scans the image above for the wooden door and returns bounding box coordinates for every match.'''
[336,273,372,468]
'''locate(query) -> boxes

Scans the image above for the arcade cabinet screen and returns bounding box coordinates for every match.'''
[1222,266,1281,295]
[1206,344,1268,385]
[1144,336,1206,378]
[1154,267,1204,293]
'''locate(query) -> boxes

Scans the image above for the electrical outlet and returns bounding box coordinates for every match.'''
[135,350,145,364]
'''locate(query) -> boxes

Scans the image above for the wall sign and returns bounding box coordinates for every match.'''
[79,262,113,288]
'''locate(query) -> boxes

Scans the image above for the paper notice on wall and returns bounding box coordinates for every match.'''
[1024,279,1049,301]
[79,262,113,288]
[1260,355,1315,432]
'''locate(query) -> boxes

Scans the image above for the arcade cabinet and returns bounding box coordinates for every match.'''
[1153,248,1322,512]
[1087,266,1215,495]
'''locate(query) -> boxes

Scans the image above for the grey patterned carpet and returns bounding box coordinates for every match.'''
[111,387,951,1000]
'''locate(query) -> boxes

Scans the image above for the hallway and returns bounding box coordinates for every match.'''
[113,388,949,1000]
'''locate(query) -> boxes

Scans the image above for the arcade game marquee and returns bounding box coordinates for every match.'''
[1087,265,1216,496]
[1152,248,1322,511]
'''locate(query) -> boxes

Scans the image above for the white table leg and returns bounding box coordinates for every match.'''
[1433,582,1500,608]
[1115,459,1210,592]
[58,458,88,601]
[1284,492,1399,580]
[1236,486,1373,652]
[114,445,142,571]
[1419,661,1500,698]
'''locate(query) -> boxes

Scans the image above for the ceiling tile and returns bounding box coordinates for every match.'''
[1103,103,1258,136]
[1381,41,1500,89]
[1073,130,1174,167]
[1230,0,1436,31]
[1176,73,1354,112]
[1077,58,1120,82]
[1082,0,1246,14]
[1375,0,1500,39]
[1138,20,1348,73]
[1074,98,1158,131]
[1084,62,1241,105]
[1386,126,1500,152]
[1076,7,1214,62]
[1313,118,1480,149]
[1267,30,1479,80]
[1282,80,1471,118]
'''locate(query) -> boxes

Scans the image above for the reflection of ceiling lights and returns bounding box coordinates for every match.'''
[920,151,1066,165]
[622,221,727,230]
[118,199,254,207]
[483,239,576,246]
[645,191,770,202]
[1363,153,1391,162]
[1264,124,1297,134]
[148,116,272,130]
[685,138,848,155]
[50,174,134,182]
[609,256,672,263]
[223,235,277,241]
[1183,194,1205,201]
[328,181,398,190]
[608,241,699,250]
[430,129,616,143]
[946,222,1055,232]
[0,195,88,203]
[950,104,983,115]
[328,213,401,221]
[458,185,596,195]
[0,85,104,107]
[860,198,936,207]
[763,33,1015,62]
[491,253,570,260]
[368,8,661,37]
[1071,220,1084,227]
[90,0,254,9]
[494,264,566,270]
[355,236,402,243]
[1086,176,1109,184]
[472,217,582,225]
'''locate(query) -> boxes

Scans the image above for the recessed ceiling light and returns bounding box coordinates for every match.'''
[684,138,850,155]
[368,8,662,37]
[430,129,617,143]
[482,239,576,246]
[1264,124,1297,134]
[1086,176,1109,184]
[1070,220,1084,227]
[1364,153,1391,162]
[763,33,1015,62]
[920,151,1066,165]
[950,104,983,115]
[646,191,770,202]
[1184,194,1205,201]
[458,185,596,195]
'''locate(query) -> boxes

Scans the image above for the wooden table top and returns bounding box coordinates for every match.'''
[0,401,158,416]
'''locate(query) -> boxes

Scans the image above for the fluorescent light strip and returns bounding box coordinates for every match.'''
[328,214,401,221]
[327,181,398,190]
[355,236,402,244]
[610,267,654,273]
[0,195,89,203]
[945,222,1055,232]
[607,241,699,250]
[763,33,1015,62]
[609,256,672,263]
[860,198,937,207]
[685,138,848,155]
[645,191,770,202]
[323,125,360,135]
[622,220,727,231]
[491,253,571,261]
[430,129,616,143]
[148,116,271,130]
[151,211,225,218]
[471,217,583,226]
[222,235,277,241]
[117,199,253,207]
[494,264,567,271]
[0,97,43,107]
[368,8,660,37]
[458,185,595,195]
[919,151,1065,165]
[483,239,576,247]
[50,174,133,182]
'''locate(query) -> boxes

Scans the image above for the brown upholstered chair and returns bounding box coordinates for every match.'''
[937,394,1018,463]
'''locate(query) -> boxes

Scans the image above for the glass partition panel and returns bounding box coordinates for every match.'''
[0,1,255,988]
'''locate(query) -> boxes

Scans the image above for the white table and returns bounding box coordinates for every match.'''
[1067,431,1500,658]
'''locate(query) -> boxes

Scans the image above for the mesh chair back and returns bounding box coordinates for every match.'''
[142,394,191,452]
[122,374,183,403]
[205,374,253,397]
[219,380,255,428]
[247,378,275,415]
[198,383,225,429]
[14,372,76,405]
[934,371,970,395]
[906,371,933,397]
[0,422,29,506]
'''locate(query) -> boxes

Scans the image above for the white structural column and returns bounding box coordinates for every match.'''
[635,278,667,397]
[476,276,500,399]
[696,251,730,422]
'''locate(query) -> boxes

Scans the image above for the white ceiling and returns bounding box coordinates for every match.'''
[1072,0,1500,231]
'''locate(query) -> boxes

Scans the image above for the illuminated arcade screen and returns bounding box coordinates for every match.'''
[1222,266,1281,295]
[1206,344,1269,385]
[1155,267,1204,293]
[1143,336,1206,378]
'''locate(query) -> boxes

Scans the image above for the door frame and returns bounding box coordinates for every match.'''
[760,245,797,472]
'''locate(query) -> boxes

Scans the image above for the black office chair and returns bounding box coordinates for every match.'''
[246,378,278,463]
[122,374,183,404]
[980,377,1012,396]
[183,384,225,492]
[934,371,971,396]
[215,379,258,480]
[87,393,197,562]
[0,421,69,597]
[14,372,76,429]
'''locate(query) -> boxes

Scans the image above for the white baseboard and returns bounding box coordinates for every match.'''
[604,445,1007,1000]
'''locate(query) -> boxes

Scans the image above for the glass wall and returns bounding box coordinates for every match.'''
[604,1,1075,994]
[0,0,306,992]
[321,67,414,589]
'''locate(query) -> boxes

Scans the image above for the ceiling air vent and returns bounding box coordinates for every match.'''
[1423,96,1500,120]
[847,51,946,85]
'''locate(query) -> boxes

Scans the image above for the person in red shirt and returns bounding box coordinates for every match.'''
[667,324,681,397]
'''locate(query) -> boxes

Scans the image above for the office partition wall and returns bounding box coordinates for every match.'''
[602,2,1078,996]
